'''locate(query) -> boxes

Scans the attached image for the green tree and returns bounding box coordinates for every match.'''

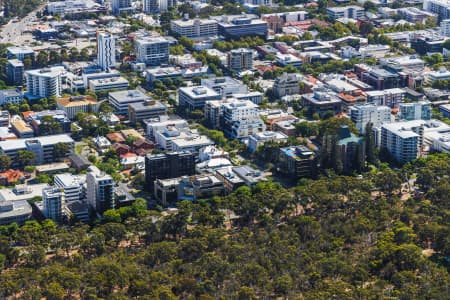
[17,150,35,167]
[53,142,70,160]
[0,155,12,171]
[39,115,62,135]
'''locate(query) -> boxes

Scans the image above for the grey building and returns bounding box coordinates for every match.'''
[301,88,343,117]
[0,199,32,225]
[109,89,151,116]
[6,59,24,86]
[128,100,167,124]
[273,73,301,98]
[135,36,170,66]
[227,48,253,72]
[178,86,221,111]
[43,187,64,222]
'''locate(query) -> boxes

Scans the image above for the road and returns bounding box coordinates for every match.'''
[0,4,46,44]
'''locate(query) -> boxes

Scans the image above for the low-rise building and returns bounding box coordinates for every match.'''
[248,131,288,152]
[88,77,129,92]
[179,86,221,111]
[0,135,74,167]
[301,88,343,117]
[0,199,32,225]
[0,89,23,106]
[170,17,218,39]
[128,100,167,124]
[201,76,248,98]
[109,89,150,116]
[57,95,99,119]
[11,119,34,138]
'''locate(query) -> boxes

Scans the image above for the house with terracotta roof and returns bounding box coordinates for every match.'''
[111,143,130,156]
[106,132,126,143]
[0,169,25,185]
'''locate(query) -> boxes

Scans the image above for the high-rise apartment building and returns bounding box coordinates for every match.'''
[97,33,116,71]
[25,67,64,99]
[112,0,133,15]
[227,48,253,72]
[6,59,24,86]
[350,104,391,134]
[135,36,170,66]
[399,101,432,121]
[424,0,450,20]
[43,187,64,222]
[86,166,114,214]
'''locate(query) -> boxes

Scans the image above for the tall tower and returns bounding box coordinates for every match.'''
[97,32,116,71]
[86,166,114,214]
[43,187,64,222]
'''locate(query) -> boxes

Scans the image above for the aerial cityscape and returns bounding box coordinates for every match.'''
[0,0,448,298]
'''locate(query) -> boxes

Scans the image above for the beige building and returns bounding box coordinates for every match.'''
[56,95,99,119]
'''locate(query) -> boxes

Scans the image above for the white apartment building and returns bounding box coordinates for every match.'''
[43,187,64,222]
[350,104,391,134]
[380,122,422,164]
[86,166,114,214]
[441,19,450,36]
[54,173,86,203]
[135,36,170,66]
[97,33,116,71]
[248,131,288,152]
[144,116,188,140]
[366,88,405,108]
[25,67,64,99]
[170,18,218,39]
[424,0,450,20]
[326,5,364,20]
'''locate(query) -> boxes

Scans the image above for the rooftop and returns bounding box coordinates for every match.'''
[0,134,74,152]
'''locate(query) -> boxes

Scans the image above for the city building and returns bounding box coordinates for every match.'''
[145,67,183,84]
[366,88,405,108]
[25,67,64,99]
[424,67,450,84]
[128,100,167,124]
[212,14,268,39]
[88,77,129,92]
[97,32,116,71]
[273,73,302,98]
[227,48,253,72]
[145,151,196,190]
[0,89,23,106]
[144,116,188,140]
[11,119,34,138]
[398,7,436,23]
[410,35,446,55]
[399,101,432,121]
[7,46,34,61]
[214,167,245,193]
[178,86,221,111]
[112,0,133,15]
[154,174,224,204]
[0,199,32,225]
[326,5,364,20]
[440,19,450,36]
[155,127,213,153]
[0,111,9,127]
[109,89,151,116]
[170,17,218,39]
[439,103,450,118]
[278,146,317,180]
[301,88,343,117]
[232,165,267,186]
[423,0,450,20]
[355,64,405,90]
[0,135,74,167]
[350,104,391,134]
[86,166,114,214]
[135,36,170,66]
[56,95,99,119]
[248,131,288,152]
[46,0,106,15]
[54,173,86,203]
[379,121,422,163]
[143,0,158,13]
[275,53,303,68]
[6,59,24,86]
[201,76,248,98]
[28,110,71,135]
[221,100,266,139]
[43,187,64,222]
[336,126,365,174]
